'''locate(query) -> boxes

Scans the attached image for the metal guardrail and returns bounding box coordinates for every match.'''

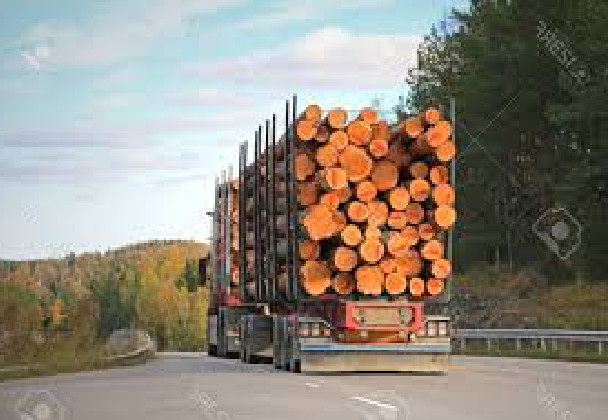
[453,329,608,355]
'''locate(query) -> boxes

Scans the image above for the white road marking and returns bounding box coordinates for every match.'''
[305,382,322,388]
[350,396,398,411]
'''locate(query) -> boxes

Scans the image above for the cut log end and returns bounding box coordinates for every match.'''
[316,144,339,168]
[388,187,410,211]
[297,119,318,142]
[299,239,320,260]
[367,200,389,226]
[356,180,377,203]
[341,224,363,247]
[421,239,444,261]
[332,272,355,295]
[403,116,423,138]
[385,272,407,295]
[371,160,398,191]
[328,130,349,151]
[435,205,456,229]
[431,258,452,279]
[305,104,323,122]
[300,260,331,296]
[334,246,358,272]
[359,238,385,263]
[425,108,441,125]
[409,277,425,297]
[355,265,384,295]
[427,120,451,147]
[324,167,349,190]
[359,107,379,125]
[339,145,373,182]
[409,179,431,202]
[328,108,348,130]
[429,165,450,185]
[433,183,455,205]
[296,152,316,181]
[409,161,429,179]
[346,120,372,146]
[427,278,444,296]
[436,141,456,162]
[347,201,369,223]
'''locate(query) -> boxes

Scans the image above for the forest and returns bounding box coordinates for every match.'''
[0,240,208,368]
[406,0,608,327]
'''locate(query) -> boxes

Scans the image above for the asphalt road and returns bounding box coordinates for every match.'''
[1,354,606,420]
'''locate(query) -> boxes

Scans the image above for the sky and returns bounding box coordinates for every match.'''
[0,0,468,260]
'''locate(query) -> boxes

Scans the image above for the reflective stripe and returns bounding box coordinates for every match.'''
[300,343,450,352]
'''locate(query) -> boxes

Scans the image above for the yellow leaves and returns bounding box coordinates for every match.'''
[51,298,65,328]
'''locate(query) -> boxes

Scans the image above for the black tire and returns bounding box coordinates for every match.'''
[291,359,301,373]
[207,344,217,357]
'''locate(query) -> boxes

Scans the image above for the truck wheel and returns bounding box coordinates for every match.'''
[291,359,301,373]
[208,344,217,357]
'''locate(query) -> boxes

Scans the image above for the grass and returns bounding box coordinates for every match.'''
[0,334,153,382]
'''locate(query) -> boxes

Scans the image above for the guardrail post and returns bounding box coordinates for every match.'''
[551,339,557,352]
[516,338,521,351]
[599,341,603,356]
[540,337,546,352]
[460,338,466,351]
[487,338,491,352]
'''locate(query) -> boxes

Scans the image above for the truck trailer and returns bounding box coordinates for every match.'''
[205,95,455,372]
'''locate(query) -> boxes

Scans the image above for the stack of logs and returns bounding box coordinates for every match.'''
[296,104,456,297]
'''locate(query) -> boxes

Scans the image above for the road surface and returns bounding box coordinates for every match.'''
[1,354,606,420]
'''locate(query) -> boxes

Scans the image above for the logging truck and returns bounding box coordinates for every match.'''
[204,95,455,372]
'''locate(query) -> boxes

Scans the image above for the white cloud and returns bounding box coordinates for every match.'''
[174,88,254,107]
[192,27,421,90]
[230,0,395,32]
[13,0,242,68]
